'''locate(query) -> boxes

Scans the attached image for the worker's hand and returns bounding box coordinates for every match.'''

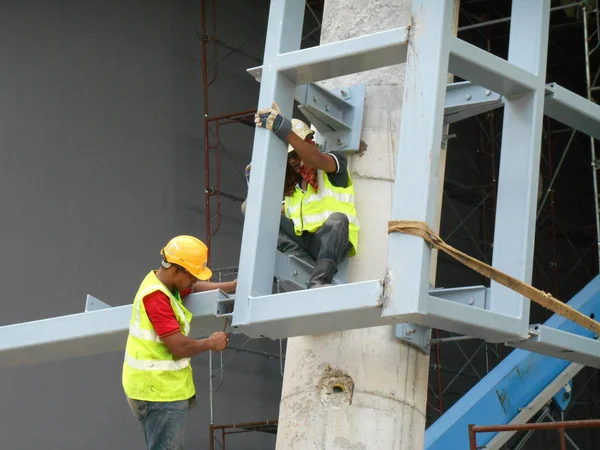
[209,332,228,352]
[255,101,292,141]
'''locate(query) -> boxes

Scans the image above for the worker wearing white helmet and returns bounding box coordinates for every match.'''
[122,235,236,450]
[254,103,359,288]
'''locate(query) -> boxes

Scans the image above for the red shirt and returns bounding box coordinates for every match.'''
[143,287,192,338]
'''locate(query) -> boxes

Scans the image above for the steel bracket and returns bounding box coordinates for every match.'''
[429,285,488,309]
[395,323,431,354]
[295,83,366,153]
[85,295,111,312]
[444,81,503,124]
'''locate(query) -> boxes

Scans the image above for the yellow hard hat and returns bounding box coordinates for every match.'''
[160,235,212,280]
[288,119,314,153]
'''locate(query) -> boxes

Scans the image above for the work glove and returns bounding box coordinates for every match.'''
[255,101,292,141]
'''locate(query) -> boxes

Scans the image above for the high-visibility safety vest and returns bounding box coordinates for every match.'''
[122,271,195,402]
[284,168,359,256]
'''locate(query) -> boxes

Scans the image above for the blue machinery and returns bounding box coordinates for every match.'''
[3,0,600,446]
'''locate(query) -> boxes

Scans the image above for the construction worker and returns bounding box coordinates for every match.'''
[122,235,235,450]
[254,103,359,288]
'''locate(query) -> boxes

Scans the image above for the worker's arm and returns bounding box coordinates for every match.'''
[287,132,336,173]
[192,279,236,294]
[162,331,228,359]
[255,103,336,173]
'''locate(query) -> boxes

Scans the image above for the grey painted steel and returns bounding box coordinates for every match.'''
[0,290,230,371]
[424,296,526,343]
[298,83,366,153]
[236,280,388,339]
[383,0,455,320]
[246,27,410,84]
[234,0,305,325]
[395,323,432,353]
[511,325,600,369]
[444,81,503,125]
[488,1,550,335]
[545,83,600,140]
[430,285,487,309]
[448,37,538,96]
[85,295,111,312]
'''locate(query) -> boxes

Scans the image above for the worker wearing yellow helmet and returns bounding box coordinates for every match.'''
[122,235,235,450]
[254,103,359,288]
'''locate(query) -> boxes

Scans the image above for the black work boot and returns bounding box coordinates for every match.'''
[307,259,337,289]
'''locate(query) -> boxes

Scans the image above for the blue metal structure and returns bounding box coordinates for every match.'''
[425,275,600,450]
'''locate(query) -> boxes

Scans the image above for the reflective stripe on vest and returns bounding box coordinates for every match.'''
[124,354,190,371]
[291,211,359,229]
[285,168,359,255]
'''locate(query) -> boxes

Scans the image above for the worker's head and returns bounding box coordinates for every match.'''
[287,119,315,173]
[160,235,212,290]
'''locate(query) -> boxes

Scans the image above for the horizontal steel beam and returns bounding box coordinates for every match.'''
[544,83,600,140]
[511,325,600,369]
[247,27,409,84]
[236,280,390,339]
[449,37,539,96]
[0,291,231,371]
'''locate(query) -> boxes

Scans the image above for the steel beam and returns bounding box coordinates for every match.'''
[545,83,600,141]
[234,0,305,325]
[384,0,455,319]
[247,27,409,85]
[512,325,600,369]
[488,1,550,332]
[448,37,539,97]
[0,290,231,371]
[236,280,388,339]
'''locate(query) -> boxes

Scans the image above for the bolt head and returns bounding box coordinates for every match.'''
[465,94,472,100]
[468,298,474,305]
[485,90,491,96]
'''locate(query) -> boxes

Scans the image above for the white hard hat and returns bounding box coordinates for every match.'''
[288,119,314,153]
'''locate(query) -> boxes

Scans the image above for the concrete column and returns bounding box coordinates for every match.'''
[275,2,459,449]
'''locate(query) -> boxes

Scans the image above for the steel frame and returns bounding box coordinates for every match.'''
[233,0,600,359]
[3,1,600,375]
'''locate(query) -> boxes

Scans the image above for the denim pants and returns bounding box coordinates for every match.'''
[127,397,195,450]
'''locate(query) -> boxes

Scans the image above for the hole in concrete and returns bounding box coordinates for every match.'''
[332,384,344,393]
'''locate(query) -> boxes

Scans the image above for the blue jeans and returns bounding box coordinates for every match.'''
[127,397,195,450]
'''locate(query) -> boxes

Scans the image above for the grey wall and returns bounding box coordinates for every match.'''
[0,0,281,448]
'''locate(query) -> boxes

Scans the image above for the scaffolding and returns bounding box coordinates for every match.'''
[199,1,600,444]
[424,4,600,447]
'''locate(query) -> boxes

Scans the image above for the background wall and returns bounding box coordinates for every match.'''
[0,0,282,448]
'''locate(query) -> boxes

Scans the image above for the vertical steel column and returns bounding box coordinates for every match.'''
[384,0,455,316]
[233,0,305,325]
[489,1,550,329]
